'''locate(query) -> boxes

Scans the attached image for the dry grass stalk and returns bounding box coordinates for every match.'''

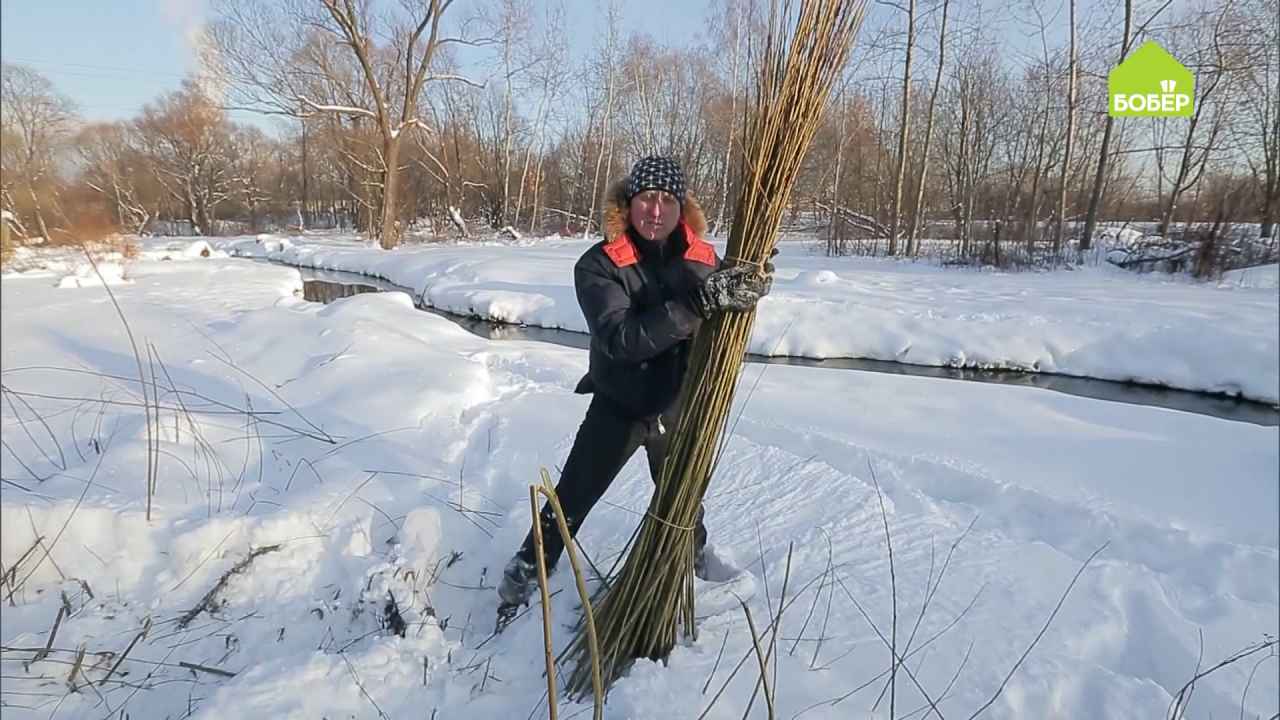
[697,569,830,718]
[530,484,559,720]
[178,660,237,678]
[6,445,110,603]
[964,542,1109,719]
[1165,634,1277,720]
[2,386,67,473]
[99,619,151,686]
[742,544,793,719]
[528,469,604,719]
[868,463,899,717]
[66,643,87,691]
[537,469,604,719]
[739,600,775,719]
[31,605,67,665]
[78,241,157,520]
[564,0,869,695]
[2,535,45,601]
[341,651,392,720]
[176,544,281,629]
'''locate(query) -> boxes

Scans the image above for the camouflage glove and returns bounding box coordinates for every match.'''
[689,263,773,319]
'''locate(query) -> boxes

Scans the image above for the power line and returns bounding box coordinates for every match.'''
[1,56,194,81]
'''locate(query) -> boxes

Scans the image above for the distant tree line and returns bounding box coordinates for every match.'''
[1,0,1275,262]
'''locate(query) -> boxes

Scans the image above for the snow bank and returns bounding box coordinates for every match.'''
[1221,263,1279,289]
[214,233,1280,404]
[56,260,130,287]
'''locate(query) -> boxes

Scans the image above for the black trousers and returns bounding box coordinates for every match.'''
[517,393,708,568]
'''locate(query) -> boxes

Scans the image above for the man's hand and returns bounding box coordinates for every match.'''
[690,263,773,319]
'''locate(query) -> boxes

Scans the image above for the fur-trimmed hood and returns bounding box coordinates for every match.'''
[601,179,709,242]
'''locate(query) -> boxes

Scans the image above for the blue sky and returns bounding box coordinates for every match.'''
[0,0,705,129]
[1,0,1142,133]
[1,0,204,119]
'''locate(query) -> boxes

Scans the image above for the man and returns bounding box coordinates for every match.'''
[497,156,773,609]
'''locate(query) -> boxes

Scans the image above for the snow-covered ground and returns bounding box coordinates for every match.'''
[1223,262,1280,290]
[1,242,1276,719]
[213,233,1280,405]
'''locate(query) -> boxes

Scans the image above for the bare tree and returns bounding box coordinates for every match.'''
[134,81,234,235]
[518,0,568,233]
[486,0,534,228]
[939,47,1004,255]
[206,0,485,248]
[1232,0,1280,239]
[75,122,155,233]
[584,0,624,238]
[229,126,278,232]
[0,63,78,241]
[1081,0,1180,250]
[1156,1,1244,237]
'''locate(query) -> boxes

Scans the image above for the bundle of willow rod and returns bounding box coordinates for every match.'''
[564,0,869,696]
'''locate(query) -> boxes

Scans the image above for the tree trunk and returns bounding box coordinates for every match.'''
[27,186,52,242]
[1026,85,1052,258]
[1053,0,1078,257]
[586,96,613,238]
[301,119,310,228]
[529,121,550,235]
[585,4,619,239]
[832,90,848,256]
[380,136,404,249]
[906,0,949,257]
[1262,194,1276,241]
[516,80,549,231]
[1082,0,1133,252]
[501,43,515,227]
[888,0,917,255]
[1158,92,1215,238]
[184,184,200,235]
[1264,18,1280,241]
[954,93,970,252]
[1082,117,1117,252]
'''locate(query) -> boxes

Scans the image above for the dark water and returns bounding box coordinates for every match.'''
[302,279,381,303]
[297,269,1280,427]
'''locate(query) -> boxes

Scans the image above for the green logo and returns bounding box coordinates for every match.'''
[1108,41,1195,117]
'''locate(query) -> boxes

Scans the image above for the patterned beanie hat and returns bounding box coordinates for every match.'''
[626,156,686,205]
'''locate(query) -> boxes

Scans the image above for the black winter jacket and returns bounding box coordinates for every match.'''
[572,219,720,419]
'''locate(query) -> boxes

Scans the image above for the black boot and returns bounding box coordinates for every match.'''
[693,505,710,579]
[498,508,567,607]
[497,553,542,607]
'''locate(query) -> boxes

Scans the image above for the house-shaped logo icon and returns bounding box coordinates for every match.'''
[1108,41,1195,118]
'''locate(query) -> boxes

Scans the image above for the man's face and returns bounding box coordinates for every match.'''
[629,190,681,242]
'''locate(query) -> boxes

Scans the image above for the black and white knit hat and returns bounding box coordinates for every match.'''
[625,156,686,205]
